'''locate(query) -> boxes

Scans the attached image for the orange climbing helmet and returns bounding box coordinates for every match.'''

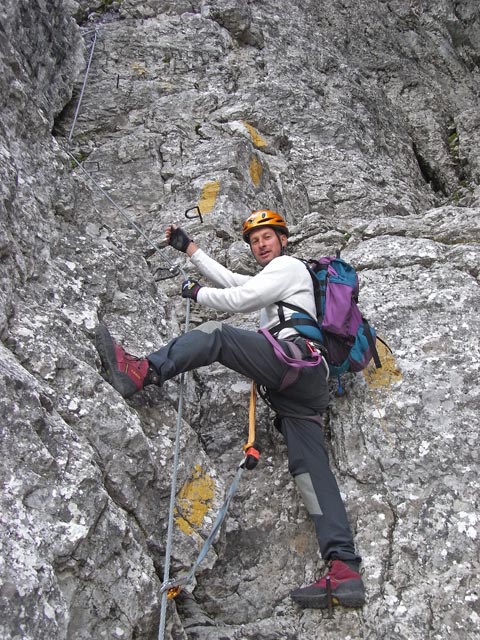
[242,209,289,242]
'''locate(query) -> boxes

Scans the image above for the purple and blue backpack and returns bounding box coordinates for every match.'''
[270,255,382,386]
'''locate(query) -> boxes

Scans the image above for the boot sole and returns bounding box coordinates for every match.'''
[95,324,138,398]
[290,593,366,609]
[290,583,365,609]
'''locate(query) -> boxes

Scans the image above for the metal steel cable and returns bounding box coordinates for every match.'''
[64,25,244,639]
[67,146,191,639]
[157,305,190,640]
[65,150,186,278]
[68,29,98,144]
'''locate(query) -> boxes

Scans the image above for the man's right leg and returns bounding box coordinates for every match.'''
[95,321,292,397]
[146,321,292,387]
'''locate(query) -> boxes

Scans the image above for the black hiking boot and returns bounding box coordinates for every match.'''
[290,560,365,609]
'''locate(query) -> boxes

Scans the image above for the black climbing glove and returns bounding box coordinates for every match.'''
[168,226,192,253]
[181,279,203,301]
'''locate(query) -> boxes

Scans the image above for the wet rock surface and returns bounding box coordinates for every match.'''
[1,0,479,638]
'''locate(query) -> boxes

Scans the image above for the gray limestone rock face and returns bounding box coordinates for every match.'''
[1,0,479,639]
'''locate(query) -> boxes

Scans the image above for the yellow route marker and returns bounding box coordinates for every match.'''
[249,155,263,186]
[243,122,268,148]
[131,62,147,76]
[198,180,220,214]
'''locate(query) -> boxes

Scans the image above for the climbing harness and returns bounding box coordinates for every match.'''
[256,335,327,431]
[259,330,323,369]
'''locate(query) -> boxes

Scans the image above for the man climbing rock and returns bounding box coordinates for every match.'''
[94,209,365,609]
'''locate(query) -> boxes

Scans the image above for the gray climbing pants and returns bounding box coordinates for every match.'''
[148,321,360,564]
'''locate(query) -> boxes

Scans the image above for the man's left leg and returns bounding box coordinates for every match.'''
[268,366,365,609]
[278,414,365,608]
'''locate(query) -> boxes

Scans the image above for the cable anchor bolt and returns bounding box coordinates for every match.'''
[184,206,203,223]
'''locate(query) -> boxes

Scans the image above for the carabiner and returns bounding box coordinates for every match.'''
[153,265,181,281]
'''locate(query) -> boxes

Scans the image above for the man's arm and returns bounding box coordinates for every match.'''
[197,255,311,315]
[166,225,250,288]
[166,224,198,257]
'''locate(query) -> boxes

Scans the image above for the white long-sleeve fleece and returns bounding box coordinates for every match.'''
[190,249,316,339]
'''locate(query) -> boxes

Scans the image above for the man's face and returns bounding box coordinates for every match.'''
[249,227,287,266]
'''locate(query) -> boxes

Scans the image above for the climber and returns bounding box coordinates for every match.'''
[94,209,365,609]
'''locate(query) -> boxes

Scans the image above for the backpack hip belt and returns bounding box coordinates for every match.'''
[259,329,326,391]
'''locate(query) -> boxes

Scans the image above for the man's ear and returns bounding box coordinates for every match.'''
[280,234,288,248]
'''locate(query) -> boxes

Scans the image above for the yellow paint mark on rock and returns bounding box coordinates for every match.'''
[174,465,215,537]
[160,81,174,91]
[243,122,268,148]
[249,155,263,187]
[198,180,220,214]
[363,339,402,389]
[131,62,147,76]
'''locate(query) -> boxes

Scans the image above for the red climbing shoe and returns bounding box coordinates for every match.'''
[290,560,365,609]
[95,324,150,398]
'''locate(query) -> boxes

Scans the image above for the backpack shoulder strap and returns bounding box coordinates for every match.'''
[270,301,319,337]
[270,257,323,336]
